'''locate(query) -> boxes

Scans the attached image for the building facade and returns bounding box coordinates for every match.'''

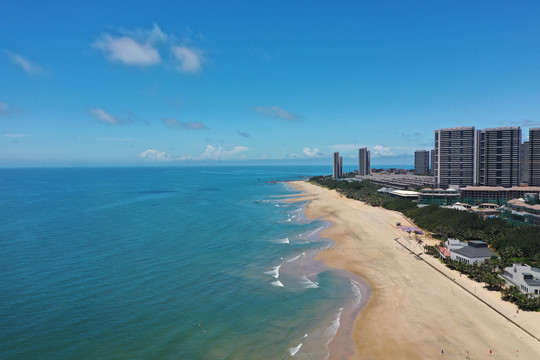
[450,241,496,265]
[530,128,540,186]
[460,186,540,205]
[358,147,370,176]
[430,149,435,175]
[414,150,429,175]
[434,127,477,188]
[501,264,540,297]
[476,127,521,187]
[521,141,529,185]
[333,152,342,179]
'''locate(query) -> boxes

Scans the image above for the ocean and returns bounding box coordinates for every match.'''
[0,166,367,359]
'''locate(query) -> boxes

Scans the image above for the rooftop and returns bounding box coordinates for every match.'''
[453,246,496,259]
[506,199,540,211]
[461,186,540,192]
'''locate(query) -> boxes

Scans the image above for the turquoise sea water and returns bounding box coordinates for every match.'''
[0,166,366,359]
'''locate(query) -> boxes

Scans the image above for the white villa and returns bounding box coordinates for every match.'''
[438,239,497,264]
[501,264,540,297]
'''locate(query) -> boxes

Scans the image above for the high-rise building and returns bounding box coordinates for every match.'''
[414,150,429,175]
[520,141,529,185]
[358,147,370,176]
[430,149,435,175]
[333,152,342,179]
[434,127,477,188]
[477,127,521,187]
[530,128,540,186]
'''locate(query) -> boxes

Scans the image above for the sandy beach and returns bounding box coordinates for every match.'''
[288,181,540,360]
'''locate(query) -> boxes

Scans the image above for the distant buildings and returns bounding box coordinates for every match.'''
[477,127,521,187]
[530,128,540,186]
[414,150,429,175]
[434,126,523,188]
[434,127,477,188]
[521,141,529,185]
[500,195,540,226]
[430,149,435,175]
[358,147,370,176]
[333,152,343,179]
[356,173,435,189]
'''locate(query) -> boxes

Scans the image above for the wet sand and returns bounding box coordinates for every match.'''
[287,181,540,360]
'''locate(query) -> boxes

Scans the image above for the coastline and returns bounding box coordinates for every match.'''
[287,180,540,359]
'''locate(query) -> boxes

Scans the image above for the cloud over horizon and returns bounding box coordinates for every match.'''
[302,147,321,157]
[139,148,173,161]
[327,143,395,158]
[180,145,249,161]
[3,50,45,75]
[254,105,299,121]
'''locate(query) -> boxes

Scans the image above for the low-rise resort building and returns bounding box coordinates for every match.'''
[437,239,497,264]
[501,264,540,297]
[500,197,540,226]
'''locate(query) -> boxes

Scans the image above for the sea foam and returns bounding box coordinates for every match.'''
[325,308,343,346]
[289,343,302,356]
[301,275,319,289]
[265,264,281,279]
[350,280,363,306]
[273,237,289,244]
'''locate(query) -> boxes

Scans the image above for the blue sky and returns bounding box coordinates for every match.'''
[1,1,540,167]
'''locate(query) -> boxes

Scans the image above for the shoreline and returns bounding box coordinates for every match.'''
[281,185,371,360]
[287,180,540,359]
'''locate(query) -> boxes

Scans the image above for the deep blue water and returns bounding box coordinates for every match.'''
[0,166,365,359]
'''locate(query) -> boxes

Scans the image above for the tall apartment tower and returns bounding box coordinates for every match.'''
[414,150,429,175]
[333,152,343,179]
[477,127,521,187]
[434,127,477,188]
[530,128,540,186]
[358,147,370,175]
[520,141,529,185]
[430,149,435,175]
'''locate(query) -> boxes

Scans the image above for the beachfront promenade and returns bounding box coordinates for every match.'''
[288,181,540,360]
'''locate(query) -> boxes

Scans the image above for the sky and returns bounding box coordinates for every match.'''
[1,0,540,167]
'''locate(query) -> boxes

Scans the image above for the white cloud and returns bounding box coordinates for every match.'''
[162,118,208,130]
[254,105,299,121]
[302,147,321,157]
[371,145,395,157]
[327,143,395,157]
[172,46,203,73]
[139,149,173,161]
[89,107,122,125]
[3,50,45,75]
[93,24,205,73]
[181,145,249,161]
[94,35,161,66]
